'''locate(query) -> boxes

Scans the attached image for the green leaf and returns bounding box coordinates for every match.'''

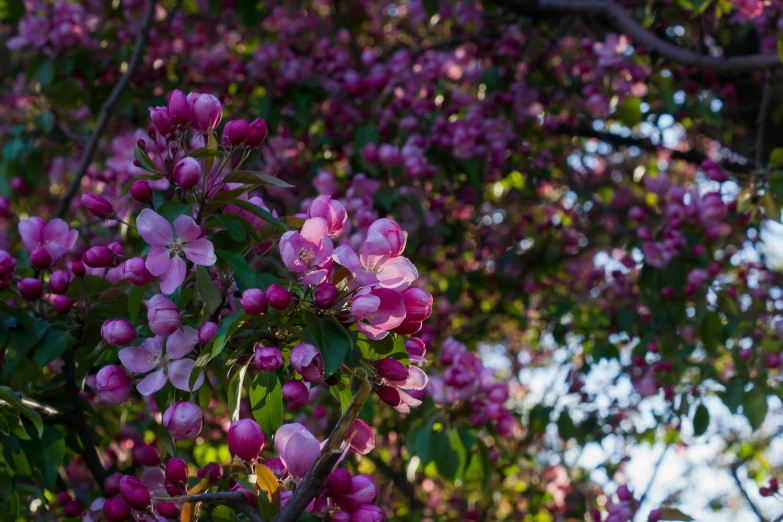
[433,429,466,483]
[224,170,295,188]
[693,403,709,436]
[557,411,577,441]
[189,147,225,159]
[228,363,249,423]
[203,186,256,214]
[212,506,237,522]
[423,0,439,16]
[328,373,352,412]
[209,310,247,360]
[36,60,55,88]
[699,311,722,353]
[355,334,408,364]
[227,199,286,227]
[205,215,248,241]
[720,376,744,413]
[32,327,68,369]
[134,142,159,173]
[197,265,222,318]
[0,386,43,438]
[19,427,64,487]
[0,0,25,23]
[128,284,146,323]
[250,371,283,435]
[301,312,352,375]
[0,413,9,435]
[155,201,192,222]
[770,147,783,166]
[777,37,783,64]
[742,385,768,430]
[0,300,33,331]
[216,250,256,291]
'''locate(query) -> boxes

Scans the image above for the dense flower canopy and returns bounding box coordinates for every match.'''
[2,0,783,521]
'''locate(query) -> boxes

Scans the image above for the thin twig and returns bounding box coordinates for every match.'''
[499,0,780,71]
[157,492,264,522]
[55,0,157,218]
[730,464,768,522]
[637,446,667,508]
[755,69,774,170]
[0,396,64,416]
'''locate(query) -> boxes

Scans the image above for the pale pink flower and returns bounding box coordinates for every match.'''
[350,286,406,340]
[18,217,78,261]
[137,209,216,294]
[274,423,321,483]
[118,327,204,396]
[279,218,334,284]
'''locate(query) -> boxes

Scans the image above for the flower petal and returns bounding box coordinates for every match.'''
[137,209,174,246]
[166,326,199,360]
[183,238,216,266]
[137,369,167,396]
[173,215,201,242]
[283,431,321,482]
[118,341,160,373]
[146,245,172,277]
[18,218,44,252]
[168,358,204,391]
[299,218,329,244]
[159,256,186,295]
[377,256,418,291]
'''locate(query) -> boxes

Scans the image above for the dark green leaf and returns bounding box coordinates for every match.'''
[32,327,68,369]
[134,143,159,173]
[301,312,352,375]
[155,201,192,222]
[197,265,222,318]
[228,363,249,422]
[250,371,283,435]
[212,506,237,522]
[128,284,146,323]
[216,250,256,291]
[0,386,43,438]
[742,386,768,430]
[189,147,224,159]
[433,429,466,483]
[224,170,294,188]
[227,199,286,227]
[693,403,709,436]
[699,311,722,353]
[36,60,55,88]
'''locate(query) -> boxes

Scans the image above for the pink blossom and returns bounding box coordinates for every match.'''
[307,196,347,237]
[279,217,334,284]
[350,286,406,340]
[274,423,321,482]
[18,217,78,262]
[118,327,204,396]
[137,209,216,294]
[383,366,428,414]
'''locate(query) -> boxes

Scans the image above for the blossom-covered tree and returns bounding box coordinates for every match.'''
[2,0,783,521]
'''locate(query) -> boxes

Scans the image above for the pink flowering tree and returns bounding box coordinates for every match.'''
[4,0,783,521]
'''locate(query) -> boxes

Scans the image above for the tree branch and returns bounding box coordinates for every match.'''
[730,464,768,522]
[55,0,157,218]
[755,69,774,169]
[272,377,373,522]
[157,492,264,522]
[499,0,780,71]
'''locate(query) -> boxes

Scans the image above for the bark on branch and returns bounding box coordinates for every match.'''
[500,0,780,71]
[55,0,157,218]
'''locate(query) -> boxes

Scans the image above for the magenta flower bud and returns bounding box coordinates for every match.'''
[132,444,161,467]
[228,419,265,462]
[254,345,283,371]
[30,247,52,269]
[157,502,181,519]
[367,218,406,257]
[104,472,123,496]
[376,358,409,381]
[149,106,174,135]
[223,119,250,146]
[71,260,85,277]
[9,176,26,193]
[315,283,338,308]
[393,319,421,336]
[146,295,180,336]
[405,338,426,360]
[122,257,153,286]
[377,386,401,407]
[164,480,181,496]
[401,287,432,322]
[197,462,223,482]
[648,509,662,522]
[53,295,74,315]
[101,319,136,346]
[240,288,268,316]
[63,500,83,517]
[244,118,268,148]
[119,475,151,511]
[230,483,255,505]
[362,143,378,163]
[57,491,73,505]
[167,90,190,126]
[163,400,203,440]
[628,206,645,221]
[130,180,153,203]
[81,193,114,219]
[103,496,132,522]
[351,504,384,522]
[326,468,352,496]
[0,196,10,217]
[95,365,132,405]
[337,474,379,511]
[83,246,116,268]
[18,278,43,301]
[282,379,309,408]
[165,457,189,486]
[48,270,70,294]
[188,93,222,133]
[616,485,632,502]
[290,344,324,383]
[173,157,202,190]
[265,284,291,310]
[198,321,218,345]
[307,196,347,237]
